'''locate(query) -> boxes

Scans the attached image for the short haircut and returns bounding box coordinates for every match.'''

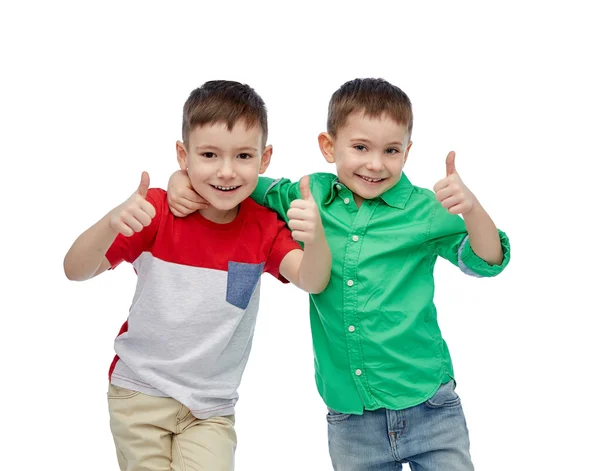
[182,80,268,147]
[327,78,413,138]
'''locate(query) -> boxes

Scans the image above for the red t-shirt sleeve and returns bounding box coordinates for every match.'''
[264,217,301,283]
[105,188,163,269]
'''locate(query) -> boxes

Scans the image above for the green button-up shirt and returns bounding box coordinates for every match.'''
[252,172,510,414]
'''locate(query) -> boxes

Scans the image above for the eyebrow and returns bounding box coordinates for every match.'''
[195,145,221,152]
[350,138,404,148]
[195,145,258,153]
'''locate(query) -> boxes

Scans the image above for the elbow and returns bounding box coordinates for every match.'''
[63,257,74,280]
[309,262,332,294]
[64,266,78,282]
[63,257,82,281]
[307,275,331,294]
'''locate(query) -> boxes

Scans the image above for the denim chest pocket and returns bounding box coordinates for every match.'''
[226,262,264,310]
[425,380,461,409]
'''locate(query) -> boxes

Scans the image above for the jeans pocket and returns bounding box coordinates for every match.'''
[326,408,352,424]
[107,383,141,399]
[425,380,461,409]
[226,262,264,310]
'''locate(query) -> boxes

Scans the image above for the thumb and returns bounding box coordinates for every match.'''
[137,171,150,198]
[445,151,457,176]
[299,175,313,200]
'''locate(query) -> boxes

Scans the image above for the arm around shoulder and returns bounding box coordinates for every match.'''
[251,176,302,221]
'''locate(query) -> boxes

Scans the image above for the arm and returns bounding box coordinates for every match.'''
[462,201,503,265]
[64,214,119,281]
[166,169,212,216]
[277,176,331,293]
[433,151,506,266]
[166,169,301,220]
[431,152,510,276]
[168,170,330,291]
[428,203,510,278]
[63,172,156,281]
[250,177,302,221]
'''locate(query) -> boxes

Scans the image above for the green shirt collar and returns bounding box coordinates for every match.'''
[324,173,415,209]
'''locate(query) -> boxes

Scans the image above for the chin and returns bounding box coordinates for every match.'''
[351,184,380,197]
[210,200,242,211]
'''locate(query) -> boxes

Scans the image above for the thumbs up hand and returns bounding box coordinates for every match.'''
[287,176,325,244]
[109,171,157,236]
[433,152,477,215]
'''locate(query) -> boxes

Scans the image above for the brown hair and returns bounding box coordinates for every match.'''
[182,80,268,147]
[327,78,413,138]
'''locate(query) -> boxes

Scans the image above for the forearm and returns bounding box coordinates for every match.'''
[298,236,332,293]
[463,201,503,265]
[252,177,296,220]
[64,213,118,281]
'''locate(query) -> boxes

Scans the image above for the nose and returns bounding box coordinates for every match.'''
[366,154,384,172]
[217,159,236,179]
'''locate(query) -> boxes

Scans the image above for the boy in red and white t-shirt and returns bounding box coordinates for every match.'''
[63,80,331,471]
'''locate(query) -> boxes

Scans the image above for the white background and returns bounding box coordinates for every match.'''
[1,1,598,469]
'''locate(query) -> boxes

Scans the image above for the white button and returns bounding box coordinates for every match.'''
[348,325,355,332]
[352,235,359,242]
[343,197,350,204]
[355,369,362,376]
[347,280,354,287]
[336,184,341,190]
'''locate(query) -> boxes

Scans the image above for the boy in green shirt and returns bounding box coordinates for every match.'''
[167,78,510,470]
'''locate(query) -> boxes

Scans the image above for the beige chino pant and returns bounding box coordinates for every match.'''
[107,384,236,471]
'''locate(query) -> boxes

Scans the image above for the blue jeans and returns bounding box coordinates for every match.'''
[327,381,474,471]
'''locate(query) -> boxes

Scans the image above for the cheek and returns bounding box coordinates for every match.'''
[240,161,261,175]
[335,162,348,175]
[388,159,405,172]
[335,157,355,174]
[187,164,208,181]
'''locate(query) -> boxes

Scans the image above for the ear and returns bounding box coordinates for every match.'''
[259,145,273,174]
[403,141,413,167]
[176,141,188,171]
[318,132,335,163]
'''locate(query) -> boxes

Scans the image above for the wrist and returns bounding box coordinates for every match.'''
[463,197,482,217]
[305,227,326,247]
[104,211,122,237]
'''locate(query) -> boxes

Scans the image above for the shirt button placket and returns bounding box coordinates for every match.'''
[343,206,373,406]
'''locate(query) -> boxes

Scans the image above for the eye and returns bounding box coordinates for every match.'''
[353,145,367,152]
[237,153,252,160]
[202,152,216,158]
[385,148,400,155]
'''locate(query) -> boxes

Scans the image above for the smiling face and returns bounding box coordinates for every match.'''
[319,111,412,206]
[176,120,272,222]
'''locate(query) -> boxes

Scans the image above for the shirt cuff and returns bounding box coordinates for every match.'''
[458,229,510,278]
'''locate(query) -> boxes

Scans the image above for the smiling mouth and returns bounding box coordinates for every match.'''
[357,175,386,183]
[210,184,241,192]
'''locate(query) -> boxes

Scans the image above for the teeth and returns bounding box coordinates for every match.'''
[213,185,239,191]
[360,176,383,182]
